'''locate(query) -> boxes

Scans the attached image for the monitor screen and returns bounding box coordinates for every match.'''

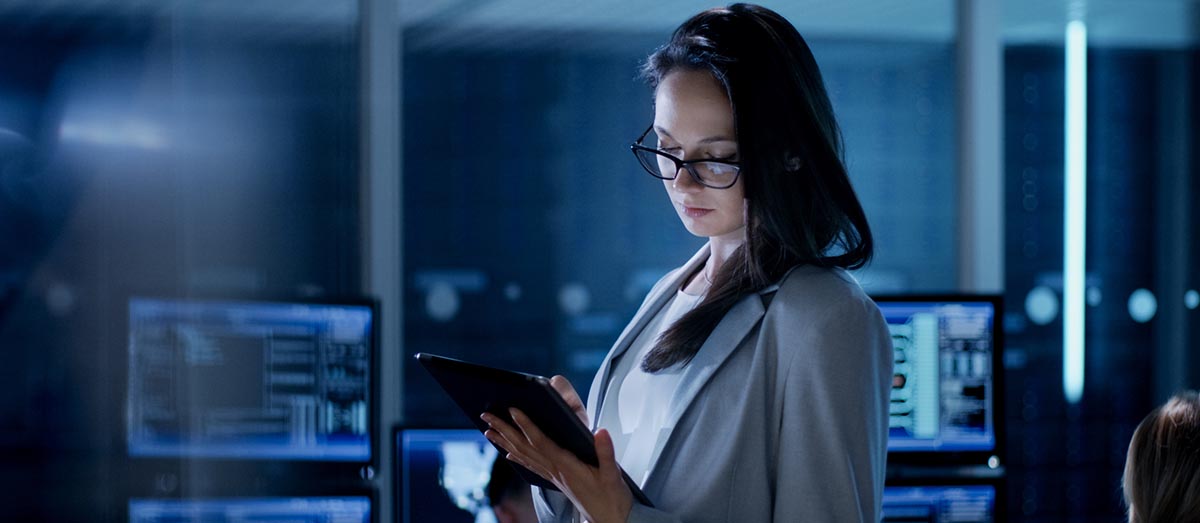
[397,428,523,523]
[129,497,371,523]
[875,297,998,454]
[127,298,374,461]
[882,485,996,522]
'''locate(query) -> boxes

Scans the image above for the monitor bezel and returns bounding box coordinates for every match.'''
[124,490,378,523]
[882,475,1007,523]
[872,293,1006,469]
[393,424,508,523]
[122,294,381,480]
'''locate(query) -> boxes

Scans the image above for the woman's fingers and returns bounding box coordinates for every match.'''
[509,408,555,450]
[487,411,631,522]
[503,450,552,480]
[482,414,536,461]
[550,375,589,426]
[550,375,582,404]
[594,428,620,480]
[483,423,525,465]
[482,411,560,480]
[484,428,552,480]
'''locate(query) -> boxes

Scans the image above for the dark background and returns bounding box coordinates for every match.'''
[0,3,1196,522]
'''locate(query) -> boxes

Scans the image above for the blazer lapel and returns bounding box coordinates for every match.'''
[640,277,777,491]
[661,294,765,423]
[587,244,712,427]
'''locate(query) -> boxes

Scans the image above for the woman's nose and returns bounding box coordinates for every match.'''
[671,166,703,192]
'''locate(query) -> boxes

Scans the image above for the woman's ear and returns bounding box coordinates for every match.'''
[784,153,803,171]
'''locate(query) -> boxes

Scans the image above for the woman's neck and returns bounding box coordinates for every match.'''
[707,232,744,275]
[682,231,745,296]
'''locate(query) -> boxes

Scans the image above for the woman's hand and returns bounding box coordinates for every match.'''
[482,401,632,523]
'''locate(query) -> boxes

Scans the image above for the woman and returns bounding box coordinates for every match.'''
[1123,391,1200,523]
[482,4,893,522]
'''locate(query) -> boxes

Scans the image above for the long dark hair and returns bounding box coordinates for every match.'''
[641,3,873,372]
[1123,391,1200,523]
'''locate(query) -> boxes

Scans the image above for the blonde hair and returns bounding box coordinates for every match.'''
[1123,391,1200,523]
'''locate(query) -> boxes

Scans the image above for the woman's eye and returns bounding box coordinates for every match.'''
[708,163,736,175]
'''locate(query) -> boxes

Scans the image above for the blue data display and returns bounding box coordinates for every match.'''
[129,497,371,523]
[882,485,996,522]
[877,299,996,453]
[127,298,373,461]
[398,429,503,523]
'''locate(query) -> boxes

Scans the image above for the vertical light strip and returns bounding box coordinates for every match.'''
[1063,17,1087,404]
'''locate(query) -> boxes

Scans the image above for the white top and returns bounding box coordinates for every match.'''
[597,287,705,487]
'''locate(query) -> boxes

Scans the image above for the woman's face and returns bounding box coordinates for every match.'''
[653,69,745,242]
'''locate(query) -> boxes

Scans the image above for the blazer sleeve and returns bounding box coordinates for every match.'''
[533,486,575,523]
[770,293,893,522]
[534,487,683,523]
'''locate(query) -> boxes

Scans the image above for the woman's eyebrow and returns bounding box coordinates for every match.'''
[654,126,736,144]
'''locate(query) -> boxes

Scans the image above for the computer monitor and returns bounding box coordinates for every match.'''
[128,496,371,523]
[882,484,998,522]
[126,297,376,461]
[396,427,523,523]
[874,295,1002,465]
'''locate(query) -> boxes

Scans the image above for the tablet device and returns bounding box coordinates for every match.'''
[415,353,653,507]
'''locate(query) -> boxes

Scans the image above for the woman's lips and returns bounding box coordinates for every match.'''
[683,206,713,218]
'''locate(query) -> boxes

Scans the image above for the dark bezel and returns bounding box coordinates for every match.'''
[121,488,379,523]
[872,293,1006,471]
[392,424,493,523]
[121,294,381,499]
[882,474,1007,522]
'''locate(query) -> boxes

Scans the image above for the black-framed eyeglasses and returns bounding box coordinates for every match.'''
[629,125,741,189]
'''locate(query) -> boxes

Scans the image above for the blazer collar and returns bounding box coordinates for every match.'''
[640,282,765,490]
[586,243,711,427]
[585,243,791,425]
[588,242,778,491]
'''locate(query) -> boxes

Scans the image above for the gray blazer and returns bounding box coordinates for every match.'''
[535,244,893,523]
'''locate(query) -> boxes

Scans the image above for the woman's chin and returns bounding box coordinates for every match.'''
[678,220,710,238]
[681,224,728,240]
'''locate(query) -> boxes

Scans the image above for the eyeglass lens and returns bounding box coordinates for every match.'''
[634,148,738,187]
